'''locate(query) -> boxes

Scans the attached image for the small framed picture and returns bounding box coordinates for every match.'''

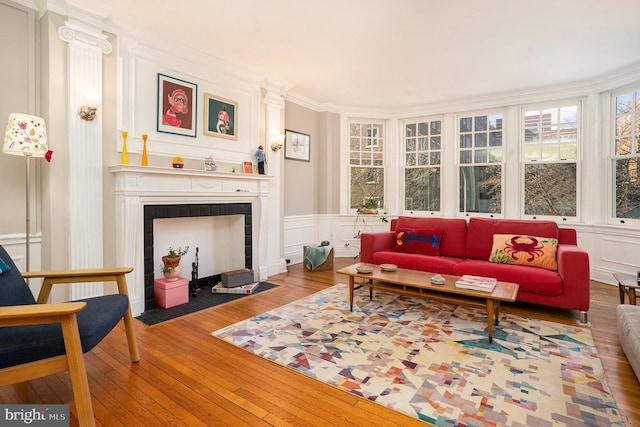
[243,161,254,174]
[157,74,197,137]
[284,129,310,162]
[204,93,238,140]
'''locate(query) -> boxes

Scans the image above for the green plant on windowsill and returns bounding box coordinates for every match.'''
[352,190,388,246]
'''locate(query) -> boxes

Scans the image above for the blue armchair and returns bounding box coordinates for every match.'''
[0,245,139,427]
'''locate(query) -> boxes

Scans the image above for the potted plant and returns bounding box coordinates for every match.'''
[160,263,181,281]
[161,246,189,269]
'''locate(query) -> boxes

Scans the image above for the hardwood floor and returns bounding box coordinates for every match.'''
[2,258,639,426]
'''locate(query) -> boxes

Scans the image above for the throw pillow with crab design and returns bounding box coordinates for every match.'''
[489,234,558,271]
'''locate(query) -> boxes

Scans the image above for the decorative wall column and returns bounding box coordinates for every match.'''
[263,87,288,277]
[59,21,111,299]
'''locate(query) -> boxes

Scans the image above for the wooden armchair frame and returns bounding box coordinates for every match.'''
[0,267,139,427]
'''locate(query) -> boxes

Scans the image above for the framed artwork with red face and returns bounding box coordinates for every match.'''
[157,73,197,137]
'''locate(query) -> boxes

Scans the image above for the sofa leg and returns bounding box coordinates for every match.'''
[578,310,589,325]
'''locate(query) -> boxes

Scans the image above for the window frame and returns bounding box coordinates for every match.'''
[610,86,640,224]
[347,118,387,215]
[401,116,443,214]
[520,101,582,221]
[456,109,505,218]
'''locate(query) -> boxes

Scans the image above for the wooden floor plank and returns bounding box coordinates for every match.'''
[1,258,638,426]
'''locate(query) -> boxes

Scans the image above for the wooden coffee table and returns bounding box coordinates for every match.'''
[337,263,519,343]
[614,272,640,304]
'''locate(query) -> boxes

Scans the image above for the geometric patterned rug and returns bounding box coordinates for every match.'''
[212,284,624,426]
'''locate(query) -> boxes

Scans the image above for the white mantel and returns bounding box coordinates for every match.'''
[109,165,286,316]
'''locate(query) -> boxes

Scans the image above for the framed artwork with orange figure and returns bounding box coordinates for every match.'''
[157,73,197,137]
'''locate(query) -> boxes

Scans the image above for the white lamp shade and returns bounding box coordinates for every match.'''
[3,113,49,157]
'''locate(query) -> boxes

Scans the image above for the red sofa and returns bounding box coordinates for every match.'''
[360,216,590,322]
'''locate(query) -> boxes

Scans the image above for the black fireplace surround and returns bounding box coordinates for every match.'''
[143,203,252,311]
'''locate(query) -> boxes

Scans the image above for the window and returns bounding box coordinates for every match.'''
[613,89,640,220]
[522,105,579,217]
[349,120,384,212]
[404,119,441,211]
[459,113,503,214]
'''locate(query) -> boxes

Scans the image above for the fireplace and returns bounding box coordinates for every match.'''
[144,203,252,310]
[110,165,285,317]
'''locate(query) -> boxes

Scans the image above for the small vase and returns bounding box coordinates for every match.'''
[141,134,148,166]
[163,266,181,282]
[121,131,129,165]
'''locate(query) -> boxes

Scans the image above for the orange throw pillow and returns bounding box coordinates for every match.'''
[489,234,558,271]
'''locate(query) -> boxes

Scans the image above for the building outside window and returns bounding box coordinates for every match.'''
[522,104,579,218]
[459,113,503,214]
[613,88,640,220]
[349,120,385,212]
[404,119,442,212]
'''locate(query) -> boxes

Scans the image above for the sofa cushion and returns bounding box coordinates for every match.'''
[395,216,468,258]
[453,259,563,295]
[391,228,443,256]
[617,304,640,382]
[466,218,559,261]
[489,234,558,271]
[373,250,462,275]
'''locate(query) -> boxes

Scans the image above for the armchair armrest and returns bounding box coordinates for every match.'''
[22,267,134,304]
[0,302,86,328]
[556,244,590,311]
[23,266,139,363]
[360,231,395,263]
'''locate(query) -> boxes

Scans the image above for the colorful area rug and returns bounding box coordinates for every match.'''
[212,284,623,426]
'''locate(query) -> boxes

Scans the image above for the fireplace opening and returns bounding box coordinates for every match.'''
[144,203,252,311]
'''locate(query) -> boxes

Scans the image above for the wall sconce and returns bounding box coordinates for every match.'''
[79,91,100,121]
[271,134,285,151]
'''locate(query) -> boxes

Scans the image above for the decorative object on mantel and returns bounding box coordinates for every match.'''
[161,246,189,281]
[141,134,148,166]
[243,161,254,174]
[172,156,184,168]
[204,156,216,171]
[255,145,266,174]
[121,130,128,164]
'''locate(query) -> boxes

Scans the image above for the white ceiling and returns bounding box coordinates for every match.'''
[68,0,640,109]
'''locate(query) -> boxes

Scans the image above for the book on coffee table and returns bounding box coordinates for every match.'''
[455,275,497,292]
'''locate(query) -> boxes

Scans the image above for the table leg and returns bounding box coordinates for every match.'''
[349,276,354,312]
[619,283,626,304]
[486,299,495,343]
[631,288,637,305]
[494,301,501,326]
[369,284,373,301]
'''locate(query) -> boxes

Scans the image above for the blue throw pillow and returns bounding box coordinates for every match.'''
[0,257,10,274]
